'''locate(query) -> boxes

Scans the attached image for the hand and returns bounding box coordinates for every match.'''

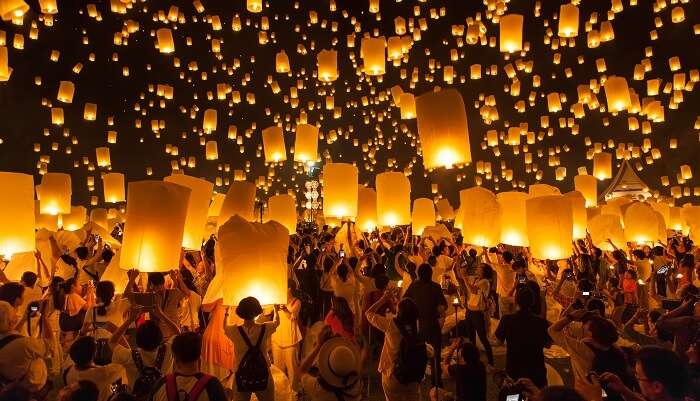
[127,269,140,282]
[34,250,42,259]
[599,372,627,394]
[515,378,541,401]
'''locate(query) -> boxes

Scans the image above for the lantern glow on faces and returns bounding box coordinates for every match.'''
[416,89,471,169]
[459,187,501,247]
[323,163,358,219]
[164,174,214,250]
[411,198,436,236]
[0,172,34,258]
[526,195,573,260]
[376,172,411,227]
[497,191,529,246]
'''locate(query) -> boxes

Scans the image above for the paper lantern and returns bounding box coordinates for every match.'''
[369,0,379,13]
[246,0,262,13]
[208,193,226,217]
[624,203,660,244]
[0,172,34,258]
[459,187,501,247]
[376,172,411,227]
[323,163,358,219]
[262,126,287,162]
[120,181,191,272]
[574,174,597,207]
[526,196,573,260]
[90,208,109,230]
[564,191,587,239]
[57,81,75,103]
[38,173,71,215]
[588,214,625,251]
[156,28,175,53]
[102,173,125,203]
[356,186,377,232]
[529,183,560,197]
[294,123,318,163]
[0,46,11,81]
[62,206,87,231]
[593,152,613,180]
[268,194,296,234]
[558,3,579,38]
[436,198,455,221]
[361,36,386,76]
[203,108,217,132]
[499,14,523,53]
[669,207,684,231]
[412,198,436,236]
[38,0,57,14]
[681,165,693,180]
[83,103,97,120]
[604,76,631,112]
[497,191,529,246]
[275,50,290,73]
[35,203,58,231]
[399,93,416,119]
[415,89,471,169]
[0,0,28,21]
[205,141,218,160]
[218,181,256,225]
[317,50,338,82]
[96,147,111,167]
[203,216,288,306]
[164,175,214,250]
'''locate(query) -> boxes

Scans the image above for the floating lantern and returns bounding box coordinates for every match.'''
[205,141,218,160]
[499,14,523,53]
[624,203,660,243]
[436,199,455,221]
[268,194,296,234]
[529,183,560,197]
[246,0,262,13]
[90,208,108,230]
[203,108,217,132]
[38,0,57,14]
[156,28,175,53]
[164,174,214,250]
[102,172,125,203]
[681,165,693,180]
[415,89,471,169]
[218,181,256,224]
[84,103,97,121]
[262,126,287,162]
[399,93,416,119]
[62,206,87,231]
[96,147,111,167]
[376,172,411,227]
[574,174,597,207]
[208,193,226,217]
[323,163,358,219]
[294,123,318,163]
[412,198,436,236]
[558,3,580,38]
[604,76,631,112]
[0,46,11,81]
[361,36,386,76]
[38,173,71,215]
[564,191,587,239]
[588,214,625,251]
[526,195,573,260]
[593,152,612,180]
[0,0,28,21]
[459,187,501,247]
[497,191,529,246]
[276,50,290,73]
[357,186,378,232]
[120,181,191,272]
[0,172,34,258]
[317,50,338,82]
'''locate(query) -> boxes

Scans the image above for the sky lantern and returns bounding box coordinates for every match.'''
[357,186,378,232]
[38,0,57,14]
[294,123,318,163]
[574,174,597,207]
[208,193,226,217]
[205,140,218,160]
[624,202,660,244]
[203,215,288,306]
[369,0,379,13]
[246,0,262,13]
[90,208,108,231]
[361,36,386,76]
[323,163,358,219]
[526,195,573,260]
[376,172,411,227]
[588,214,625,251]
[669,207,684,231]
[564,191,587,239]
[268,194,296,234]
[317,50,338,82]
[399,92,416,119]
[120,181,191,273]
[411,198,436,236]
[262,126,287,162]
[436,199,455,221]
[102,172,125,203]
[38,173,71,215]
[0,172,34,258]
[275,50,290,73]
[0,0,28,21]
[62,206,87,231]
[164,174,214,250]
[558,3,579,38]
[95,147,111,167]
[202,108,217,133]
[156,28,175,53]
[499,14,523,53]
[83,103,97,121]
[681,165,693,180]
[529,183,560,197]
[218,181,256,225]
[0,46,11,81]
[497,191,529,246]
[459,187,501,247]
[415,89,471,169]
[604,76,632,112]
[57,81,75,103]
[593,152,613,180]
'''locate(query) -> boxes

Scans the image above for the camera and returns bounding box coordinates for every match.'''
[28,300,41,315]
[495,371,526,401]
[339,249,345,258]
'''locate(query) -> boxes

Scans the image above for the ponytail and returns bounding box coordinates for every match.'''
[95,281,115,316]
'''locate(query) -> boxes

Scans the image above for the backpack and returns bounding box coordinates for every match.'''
[91,308,115,366]
[393,322,428,384]
[131,346,167,399]
[59,308,86,332]
[234,325,269,392]
[165,374,212,401]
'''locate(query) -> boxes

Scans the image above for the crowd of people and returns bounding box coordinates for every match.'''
[1,220,700,401]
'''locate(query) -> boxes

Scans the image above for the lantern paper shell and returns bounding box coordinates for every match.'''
[558,3,579,38]
[376,172,411,227]
[416,89,471,169]
[120,181,191,272]
[436,198,455,221]
[399,93,416,119]
[497,191,529,246]
[268,194,297,234]
[0,172,34,257]
[624,203,660,244]
[90,208,109,230]
[164,174,214,250]
[411,198,436,236]
[588,214,625,251]
[593,152,613,180]
[574,174,597,207]
[156,28,175,53]
[203,215,288,306]
[357,186,378,232]
[323,163,358,219]
[62,206,87,231]
[96,147,111,167]
[0,0,29,21]
[564,191,587,239]
[459,187,501,247]
[529,183,561,197]
[208,193,226,217]
[38,173,71,215]
[246,0,262,13]
[361,36,386,76]
[103,173,125,203]
[262,126,287,162]
[275,50,290,73]
[218,181,256,224]
[499,14,523,53]
[317,50,338,82]
[604,76,632,112]
[205,141,218,160]
[294,124,318,163]
[57,81,75,103]
[526,195,573,260]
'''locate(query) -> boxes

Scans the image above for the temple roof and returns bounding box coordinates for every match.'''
[600,159,651,201]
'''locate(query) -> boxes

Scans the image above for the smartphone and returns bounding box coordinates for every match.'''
[518,276,527,284]
[339,250,345,258]
[582,291,590,296]
[506,394,521,401]
[656,266,669,275]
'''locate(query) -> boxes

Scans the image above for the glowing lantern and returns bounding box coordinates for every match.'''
[497,191,529,246]
[57,81,75,103]
[317,50,338,82]
[268,194,296,234]
[564,191,587,239]
[681,165,693,180]
[588,214,625,251]
[203,109,217,132]
[208,193,226,217]
[120,181,191,272]
[411,198,436,236]
[604,76,631,112]
[415,89,471,169]
[90,209,108,231]
[500,14,523,53]
[0,0,28,21]
[164,175,214,250]
[203,215,288,306]
[0,46,11,81]
[529,184,560,197]
[156,28,175,53]
[669,207,684,231]
[62,206,87,231]
[275,50,290,73]
[574,174,598,207]
[84,103,97,120]
[0,172,34,258]
[558,3,579,38]
[593,152,613,180]
[218,181,256,224]
[262,126,287,162]
[205,141,218,160]
[323,163,358,219]
[95,147,111,167]
[436,199,455,221]
[39,0,57,14]
[624,203,660,244]
[376,172,411,227]
[294,124,318,163]
[399,93,416,119]
[459,187,501,247]
[38,173,71,215]
[361,37,386,76]
[357,186,377,232]
[526,195,573,260]
[102,173,125,203]
[246,0,262,13]
[369,0,379,13]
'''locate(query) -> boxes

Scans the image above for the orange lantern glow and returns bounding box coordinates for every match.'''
[262,126,287,163]
[499,14,523,53]
[497,191,529,246]
[38,173,71,215]
[323,163,358,219]
[459,187,501,247]
[102,172,125,203]
[412,198,436,236]
[526,195,573,260]
[357,186,378,232]
[218,181,256,224]
[415,89,471,169]
[376,172,411,227]
[268,194,297,234]
[164,174,214,250]
[294,123,318,163]
[0,172,34,258]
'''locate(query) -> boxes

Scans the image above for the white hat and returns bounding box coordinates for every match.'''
[317,337,360,388]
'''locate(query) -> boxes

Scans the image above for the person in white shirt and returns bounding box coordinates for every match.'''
[177,269,202,333]
[63,336,128,401]
[81,281,130,340]
[272,281,302,390]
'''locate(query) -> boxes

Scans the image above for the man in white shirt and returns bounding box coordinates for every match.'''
[63,336,128,401]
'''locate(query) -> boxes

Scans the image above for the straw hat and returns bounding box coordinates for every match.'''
[317,337,360,388]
